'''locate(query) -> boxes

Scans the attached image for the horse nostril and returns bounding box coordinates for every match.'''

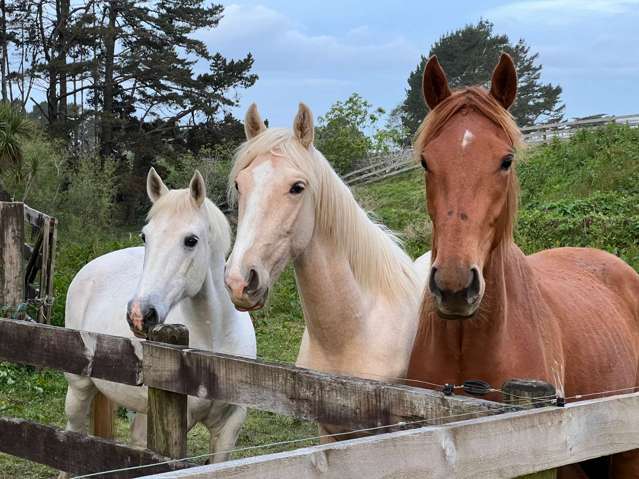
[428,267,441,298]
[466,267,481,302]
[246,268,259,294]
[144,307,158,325]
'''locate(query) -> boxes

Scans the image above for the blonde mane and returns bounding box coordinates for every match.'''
[147,189,232,256]
[229,128,419,304]
[413,86,523,242]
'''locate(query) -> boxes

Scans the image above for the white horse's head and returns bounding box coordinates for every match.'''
[224,103,318,311]
[127,168,231,337]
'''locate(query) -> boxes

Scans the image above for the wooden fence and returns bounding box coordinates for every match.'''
[0,317,638,478]
[0,202,57,323]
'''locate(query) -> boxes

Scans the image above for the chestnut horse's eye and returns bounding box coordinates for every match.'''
[289,182,305,195]
[184,235,199,248]
[500,154,514,171]
[421,156,429,171]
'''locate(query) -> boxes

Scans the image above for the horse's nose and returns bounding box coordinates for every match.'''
[225,268,260,299]
[429,266,482,314]
[126,300,159,335]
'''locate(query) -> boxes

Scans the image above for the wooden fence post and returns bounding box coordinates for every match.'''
[0,202,25,317]
[147,324,189,459]
[503,379,558,479]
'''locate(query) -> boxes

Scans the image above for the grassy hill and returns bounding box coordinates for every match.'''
[1,125,637,476]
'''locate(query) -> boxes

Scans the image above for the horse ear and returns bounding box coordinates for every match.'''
[244,103,266,140]
[490,53,517,110]
[293,102,314,148]
[422,55,452,110]
[147,167,169,203]
[189,170,206,208]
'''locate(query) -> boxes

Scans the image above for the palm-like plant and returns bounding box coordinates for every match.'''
[0,102,35,175]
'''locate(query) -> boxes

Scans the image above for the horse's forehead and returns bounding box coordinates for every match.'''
[242,152,298,184]
[427,111,509,155]
[147,205,205,232]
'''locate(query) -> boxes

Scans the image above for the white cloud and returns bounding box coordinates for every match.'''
[197,4,419,75]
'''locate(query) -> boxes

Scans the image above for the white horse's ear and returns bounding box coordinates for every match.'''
[147,167,169,203]
[189,170,206,208]
[293,102,314,148]
[244,103,266,140]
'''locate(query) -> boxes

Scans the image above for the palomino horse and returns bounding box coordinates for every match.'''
[407,53,639,478]
[61,169,256,477]
[225,103,430,439]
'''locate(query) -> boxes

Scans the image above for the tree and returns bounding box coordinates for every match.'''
[0,101,35,182]
[315,93,382,175]
[401,20,564,132]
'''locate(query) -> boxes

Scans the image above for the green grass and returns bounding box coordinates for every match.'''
[1,124,638,476]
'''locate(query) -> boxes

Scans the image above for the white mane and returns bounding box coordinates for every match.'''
[147,189,232,256]
[229,128,418,304]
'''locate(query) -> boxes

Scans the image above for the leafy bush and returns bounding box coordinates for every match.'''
[156,142,235,206]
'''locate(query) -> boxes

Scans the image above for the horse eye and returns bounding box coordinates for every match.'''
[140,233,146,243]
[500,154,514,171]
[184,235,199,248]
[234,181,239,191]
[289,182,305,195]
[421,157,429,171]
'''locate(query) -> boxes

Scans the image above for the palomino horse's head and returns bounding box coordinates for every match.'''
[126,168,231,337]
[224,103,318,311]
[415,53,522,319]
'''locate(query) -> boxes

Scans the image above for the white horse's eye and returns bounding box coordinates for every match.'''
[184,235,199,248]
[140,233,146,243]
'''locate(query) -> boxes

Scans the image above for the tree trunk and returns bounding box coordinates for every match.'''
[1,0,8,102]
[100,1,117,157]
[57,0,69,123]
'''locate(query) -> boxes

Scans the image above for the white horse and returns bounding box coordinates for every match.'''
[61,169,256,475]
[225,103,430,439]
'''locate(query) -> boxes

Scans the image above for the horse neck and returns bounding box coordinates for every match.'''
[178,249,237,351]
[293,230,367,352]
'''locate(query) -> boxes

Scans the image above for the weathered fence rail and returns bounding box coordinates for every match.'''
[153,391,639,479]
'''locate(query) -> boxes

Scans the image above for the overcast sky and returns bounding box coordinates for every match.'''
[199,0,639,127]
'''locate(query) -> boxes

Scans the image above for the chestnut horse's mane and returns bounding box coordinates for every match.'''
[413,86,523,242]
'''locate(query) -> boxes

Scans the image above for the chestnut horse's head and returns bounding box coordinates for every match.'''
[415,53,522,319]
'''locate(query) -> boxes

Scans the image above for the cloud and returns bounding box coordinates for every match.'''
[197,4,419,75]
[486,0,639,25]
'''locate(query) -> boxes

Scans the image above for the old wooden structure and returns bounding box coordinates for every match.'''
[0,202,57,323]
[0,318,637,478]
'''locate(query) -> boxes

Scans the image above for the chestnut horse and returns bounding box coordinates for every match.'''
[407,53,639,478]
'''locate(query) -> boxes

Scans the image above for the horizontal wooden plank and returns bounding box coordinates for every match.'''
[143,342,513,429]
[0,318,143,385]
[147,391,639,479]
[23,202,51,228]
[0,416,193,477]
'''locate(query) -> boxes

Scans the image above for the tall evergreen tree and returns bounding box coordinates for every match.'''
[401,20,564,133]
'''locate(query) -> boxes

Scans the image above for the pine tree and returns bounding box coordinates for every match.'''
[401,20,564,133]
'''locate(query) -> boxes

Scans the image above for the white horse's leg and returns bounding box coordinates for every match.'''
[205,405,247,463]
[58,373,98,479]
[130,412,148,448]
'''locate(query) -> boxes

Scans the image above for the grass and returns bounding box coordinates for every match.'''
[1,124,638,477]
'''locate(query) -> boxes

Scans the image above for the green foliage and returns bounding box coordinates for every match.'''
[0,102,35,179]
[401,20,564,134]
[315,93,406,175]
[315,93,379,175]
[157,142,235,206]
